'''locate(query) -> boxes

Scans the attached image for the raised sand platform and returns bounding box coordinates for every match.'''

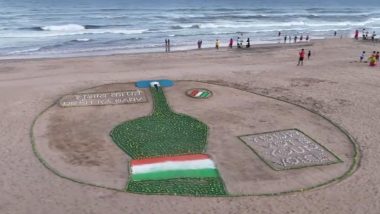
[1,39,379,213]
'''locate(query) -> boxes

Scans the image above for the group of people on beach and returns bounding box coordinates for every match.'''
[354,29,377,41]
[211,37,252,49]
[280,32,310,44]
[164,39,171,52]
[227,37,250,48]
[360,51,380,66]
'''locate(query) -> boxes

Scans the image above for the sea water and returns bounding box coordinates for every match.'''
[0,0,379,58]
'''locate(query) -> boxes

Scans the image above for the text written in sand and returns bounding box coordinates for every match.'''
[59,90,147,107]
[239,129,340,170]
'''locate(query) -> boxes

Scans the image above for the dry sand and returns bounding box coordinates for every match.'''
[1,39,380,213]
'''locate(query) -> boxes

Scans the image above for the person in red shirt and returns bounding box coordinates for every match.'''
[297,49,305,66]
[229,38,233,48]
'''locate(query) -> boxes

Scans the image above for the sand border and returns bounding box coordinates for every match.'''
[30,80,361,197]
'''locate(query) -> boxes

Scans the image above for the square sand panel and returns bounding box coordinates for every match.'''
[239,129,341,170]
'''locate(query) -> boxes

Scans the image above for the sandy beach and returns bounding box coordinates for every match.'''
[1,38,380,214]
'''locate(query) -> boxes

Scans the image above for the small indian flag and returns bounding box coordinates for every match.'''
[130,154,219,181]
[190,89,210,98]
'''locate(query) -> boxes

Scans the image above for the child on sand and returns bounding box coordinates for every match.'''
[369,53,377,66]
[297,49,305,66]
[215,39,220,49]
[360,51,365,62]
[308,50,311,60]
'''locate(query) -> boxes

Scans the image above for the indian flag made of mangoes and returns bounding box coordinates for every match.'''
[130,154,219,181]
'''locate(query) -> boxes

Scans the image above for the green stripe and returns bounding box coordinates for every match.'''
[131,168,219,181]
[200,92,209,97]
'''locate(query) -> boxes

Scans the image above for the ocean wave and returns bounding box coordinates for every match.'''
[25,24,124,32]
[8,48,41,55]
[171,25,184,30]
[170,24,201,30]
[194,18,380,29]
[71,38,92,42]
[1,28,148,38]
[103,37,143,44]
[41,24,86,31]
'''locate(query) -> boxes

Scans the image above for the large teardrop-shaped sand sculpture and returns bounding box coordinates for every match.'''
[110,85,226,196]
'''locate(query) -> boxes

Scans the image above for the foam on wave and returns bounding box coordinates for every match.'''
[41,24,86,31]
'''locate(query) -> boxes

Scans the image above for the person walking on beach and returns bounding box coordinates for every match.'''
[246,38,250,48]
[355,30,359,40]
[362,28,366,40]
[215,39,220,49]
[334,31,337,37]
[308,50,311,60]
[237,37,241,48]
[165,39,168,52]
[360,51,366,63]
[297,49,305,66]
[300,34,303,42]
[294,35,298,43]
[197,40,202,49]
[167,39,171,52]
[372,31,376,42]
[284,35,287,43]
[306,34,309,42]
[229,38,233,48]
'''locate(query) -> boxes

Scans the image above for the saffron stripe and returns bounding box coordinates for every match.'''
[190,90,199,97]
[131,168,219,181]
[131,154,210,166]
[131,159,215,174]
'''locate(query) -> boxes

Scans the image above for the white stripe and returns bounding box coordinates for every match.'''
[195,92,203,97]
[132,159,216,174]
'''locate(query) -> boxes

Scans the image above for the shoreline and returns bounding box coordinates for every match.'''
[0,39,321,62]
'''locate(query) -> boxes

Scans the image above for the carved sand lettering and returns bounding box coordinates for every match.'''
[59,90,147,107]
[240,129,340,170]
